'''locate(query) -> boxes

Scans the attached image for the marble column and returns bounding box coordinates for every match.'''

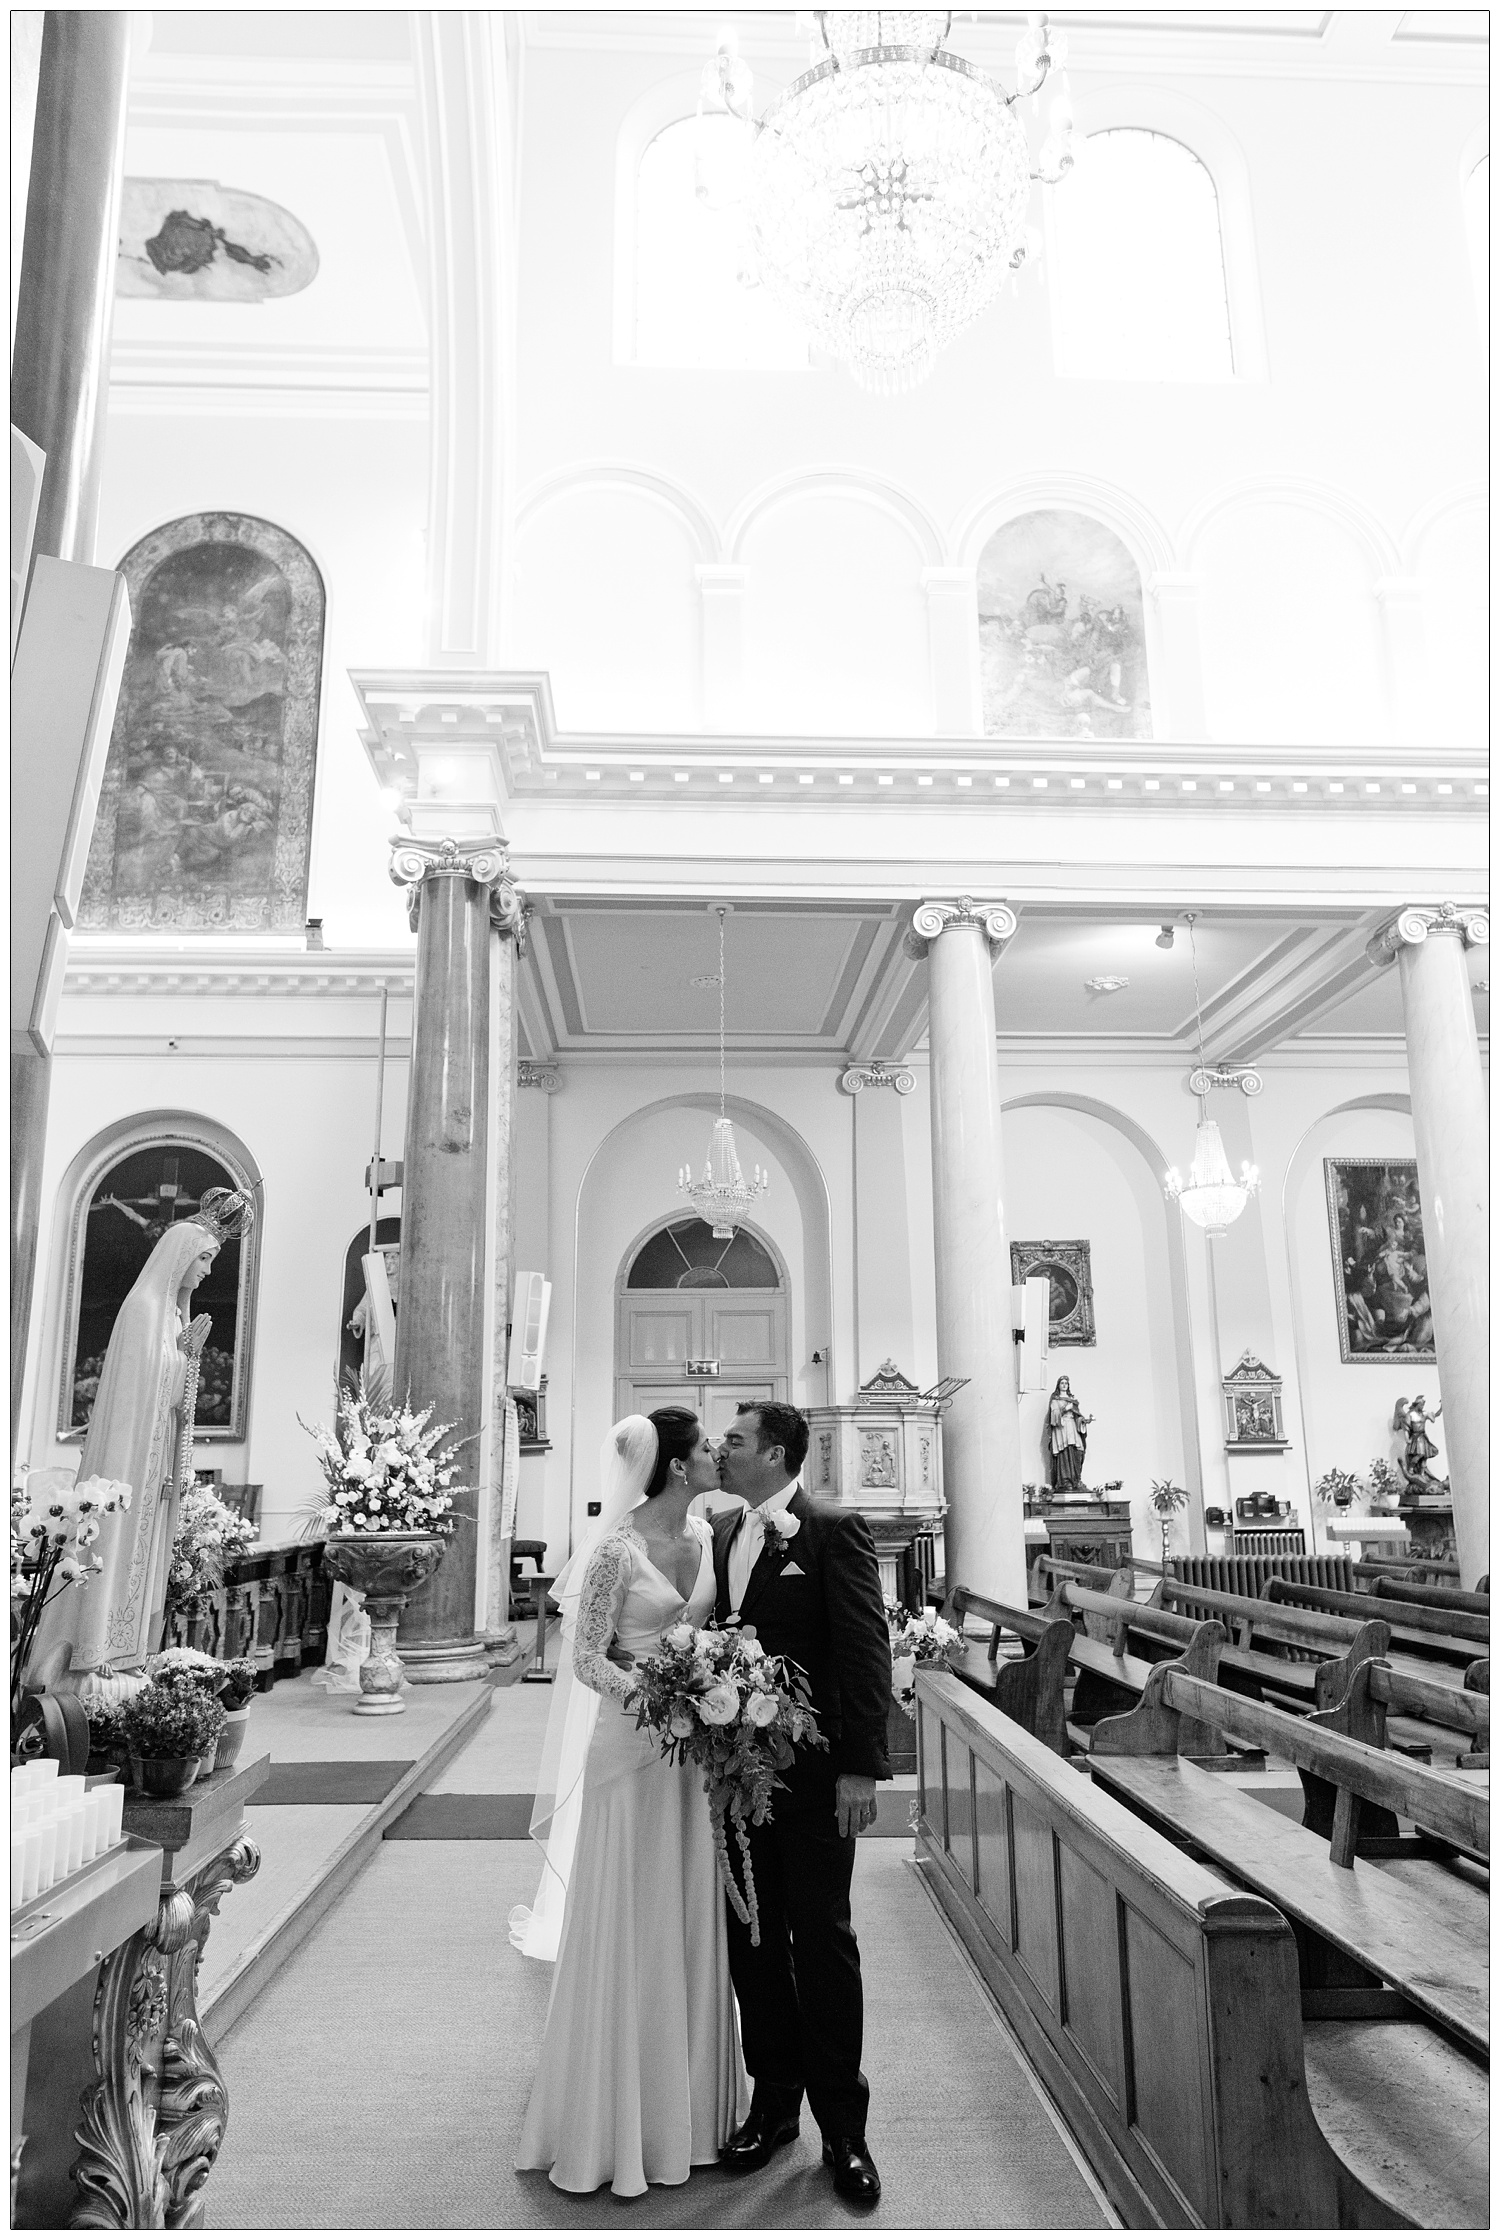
[1367,902,1489,1587]
[388,839,522,1677]
[10,11,132,1466]
[907,900,1027,1604]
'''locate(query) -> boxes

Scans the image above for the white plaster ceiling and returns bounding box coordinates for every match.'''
[516,897,1487,1065]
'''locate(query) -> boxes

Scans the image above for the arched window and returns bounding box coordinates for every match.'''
[1464,155,1487,347]
[57,1115,263,1442]
[625,1218,781,1291]
[633,115,810,369]
[1050,128,1234,380]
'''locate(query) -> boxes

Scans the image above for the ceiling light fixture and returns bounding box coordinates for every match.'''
[702,12,1075,396]
[1155,923,1175,950]
[678,905,769,1239]
[1164,915,1260,1239]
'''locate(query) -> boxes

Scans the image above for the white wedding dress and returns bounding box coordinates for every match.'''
[515,1514,749,2196]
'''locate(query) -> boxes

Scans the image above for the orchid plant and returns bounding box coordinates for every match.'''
[300,1374,467,1538]
[11,1465,132,1724]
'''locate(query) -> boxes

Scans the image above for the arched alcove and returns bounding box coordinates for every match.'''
[1001,1093,1199,1553]
[47,1110,265,1447]
[975,508,1153,740]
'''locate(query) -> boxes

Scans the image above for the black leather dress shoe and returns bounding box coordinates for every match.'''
[718,2106,801,2172]
[823,2136,882,2204]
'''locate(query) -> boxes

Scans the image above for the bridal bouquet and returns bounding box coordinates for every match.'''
[627,1623,825,1946]
[886,1600,964,1712]
[299,1375,468,1537]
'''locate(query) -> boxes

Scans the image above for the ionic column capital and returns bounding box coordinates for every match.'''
[839,1060,916,1096]
[1366,901,1489,968]
[905,897,1017,962]
[388,835,527,942]
[517,1061,559,1092]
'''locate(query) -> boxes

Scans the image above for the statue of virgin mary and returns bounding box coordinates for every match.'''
[31,1190,252,1678]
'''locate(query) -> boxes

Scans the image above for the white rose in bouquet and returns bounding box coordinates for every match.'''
[668,1708,696,1738]
[663,1623,695,1652]
[698,1680,741,1726]
[745,1690,781,1728]
[891,1653,916,1701]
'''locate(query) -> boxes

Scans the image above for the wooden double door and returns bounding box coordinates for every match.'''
[616,1287,787,1438]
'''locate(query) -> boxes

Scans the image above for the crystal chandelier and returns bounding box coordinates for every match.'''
[678,906,770,1239]
[1164,917,1260,1238]
[703,11,1075,395]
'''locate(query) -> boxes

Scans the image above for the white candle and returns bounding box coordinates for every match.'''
[11,1834,26,1908]
[101,1786,125,1849]
[55,1775,86,1804]
[21,1827,43,1903]
[12,1793,36,1828]
[80,1790,103,1863]
[12,1763,36,1796]
[30,1757,58,1787]
[35,1818,57,1895]
[60,1800,86,1876]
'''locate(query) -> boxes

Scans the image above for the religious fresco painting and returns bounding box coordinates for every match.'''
[977,509,1152,741]
[78,514,326,932]
[1324,1157,1436,1364]
[62,1142,257,1441]
[117,180,319,301]
[1009,1239,1096,1347]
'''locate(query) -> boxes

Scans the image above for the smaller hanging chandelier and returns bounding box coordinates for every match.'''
[1163,916,1260,1238]
[679,906,769,1239]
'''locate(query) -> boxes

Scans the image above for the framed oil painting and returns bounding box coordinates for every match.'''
[77,513,325,933]
[59,1131,262,1444]
[1324,1157,1435,1364]
[977,508,1152,742]
[1009,1239,1095,1347]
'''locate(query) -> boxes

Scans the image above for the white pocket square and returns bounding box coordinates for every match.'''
[780,1562,806,1578]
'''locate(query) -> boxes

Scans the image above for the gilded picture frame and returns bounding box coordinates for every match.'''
[1324,1157,1435,1365]
[1009,1238,1095,1347]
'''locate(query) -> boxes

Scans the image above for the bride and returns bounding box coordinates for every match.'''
[512,1408,749,2197]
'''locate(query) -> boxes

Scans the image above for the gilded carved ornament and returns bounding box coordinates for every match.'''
[387,836,528,947]
[1366,900,1489,968]
[904,896,1018,962]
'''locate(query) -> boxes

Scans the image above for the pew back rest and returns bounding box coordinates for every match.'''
[912,1670,1399,2231]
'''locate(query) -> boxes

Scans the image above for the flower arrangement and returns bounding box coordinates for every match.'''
[165,1486,257,1626]
[1313,1467,1361,1510]
[148,1646,260,1712]
[626,1621,824,1946]
[300,1375,469,1538]
[193,1345,235,1426]
[11,1465,132,1723]
[1366,1457,1404,1508]
[886,1601,964,1711]
[1149,1479,1190,1564]
[84,1697,133,1772]
[122,1677,225,1767]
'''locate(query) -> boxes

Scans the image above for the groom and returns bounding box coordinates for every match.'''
[712,1401,891,2206]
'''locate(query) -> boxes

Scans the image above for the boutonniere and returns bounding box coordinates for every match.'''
[762,1511,801,1561]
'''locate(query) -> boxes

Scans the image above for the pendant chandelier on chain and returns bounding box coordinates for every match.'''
[702,10,1077,396]
[679,906,770,1239]
[1163,915,1261,1238]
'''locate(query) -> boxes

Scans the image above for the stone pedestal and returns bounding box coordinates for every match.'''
[907,900,1027,1604]
[1368,903,1489,1587]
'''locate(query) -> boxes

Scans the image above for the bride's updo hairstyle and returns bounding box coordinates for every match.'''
[642,1407,700,1500]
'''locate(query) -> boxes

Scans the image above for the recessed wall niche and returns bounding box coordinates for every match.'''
[977,508,1153,741]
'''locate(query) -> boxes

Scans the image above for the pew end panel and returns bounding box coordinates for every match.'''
[913,1672,1407,2229]
[1087,1623,1230,1760]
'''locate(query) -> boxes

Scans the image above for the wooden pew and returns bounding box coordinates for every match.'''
[937,1586,1073,1757]
[913,1669,1423,2228]
[1088,1658,1488,2050]
[1300,1654,1491,1840]
[1261,1574,1487,1657]
[1371,1575,1490,1620]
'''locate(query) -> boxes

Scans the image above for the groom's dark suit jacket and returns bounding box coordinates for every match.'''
[712,1486,892,1785]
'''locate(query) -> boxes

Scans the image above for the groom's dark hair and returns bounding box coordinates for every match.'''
[737,1400,809,1478]
[643,1408,700,1500]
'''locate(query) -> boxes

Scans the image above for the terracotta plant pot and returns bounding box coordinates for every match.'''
[214,1704,252,1772]
[131,1754,201,1798]
[321,1534,448,1718]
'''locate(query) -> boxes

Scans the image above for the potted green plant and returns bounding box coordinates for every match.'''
[121,1678,225,1798]
[149,1645,259,1768]
[1149,1479,1190,1568]
[1366,1458,1403,1512]
[1313,1467,1361,1511]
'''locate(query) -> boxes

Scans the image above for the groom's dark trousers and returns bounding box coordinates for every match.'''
[712,1490,892,2142]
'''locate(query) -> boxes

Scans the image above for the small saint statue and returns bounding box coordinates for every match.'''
[1393,1395,1447,1498]
[1047,1375,1093,1493]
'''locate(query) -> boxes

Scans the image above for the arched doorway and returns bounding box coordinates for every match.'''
[338,1217,400,1396]
[615,1216,788,1435]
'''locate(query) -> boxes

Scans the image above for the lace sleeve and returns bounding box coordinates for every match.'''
[572,1534,635,1702]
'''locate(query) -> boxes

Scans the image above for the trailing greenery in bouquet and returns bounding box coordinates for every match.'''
[886,1601,964,1712]
[626,1622,825,1946]
[11,1465,132,1723]
[165,1485,257,1629]
[299,1374,468,1537]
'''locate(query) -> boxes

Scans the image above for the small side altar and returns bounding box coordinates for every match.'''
[1030,1496,1134,1573]
[805,1361,947,1607]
